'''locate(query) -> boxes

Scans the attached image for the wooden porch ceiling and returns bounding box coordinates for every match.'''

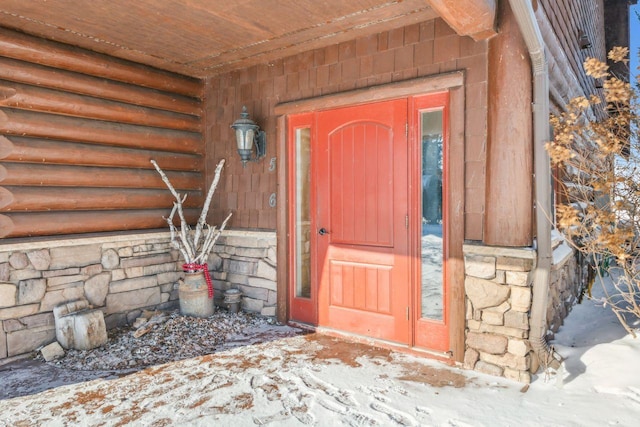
[0,0,440,79]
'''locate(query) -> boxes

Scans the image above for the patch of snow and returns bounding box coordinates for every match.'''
[0,277,638,426]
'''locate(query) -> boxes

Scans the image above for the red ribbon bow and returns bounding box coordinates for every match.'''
[182,263,214,299]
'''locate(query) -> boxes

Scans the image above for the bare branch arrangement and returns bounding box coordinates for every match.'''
[546,47,640,335]
[151,159,232,268]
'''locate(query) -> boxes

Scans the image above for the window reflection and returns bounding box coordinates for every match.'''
[295,128,311,298]
[420,111,444,320]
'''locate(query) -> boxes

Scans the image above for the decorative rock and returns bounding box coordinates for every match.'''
[496,256,534,272]
[465,255,496,279]
[50,244,101,269]
[43,267,80,278]
[0,322,6,358]
[510,286,532,312]
[247,277,278,292]
[84,272,111,306]
[474,360,504,377]
[467,331,508,355]
[0,283,16,308]
[54,300,108,350]
[507,339,530,357]
[480,352,530,371]
[72,310,108,350]
[8,253,29,269]
[0,304,39,321]
[47,274,88,289]
[465,277,510,309]
[101,248,120,269]
[81,264,104,276]
[121,253,173,269]
[27,250,51,271]
[106,287,161,314]
[6,326,55,357]
[227,259,255,276]
[256,260,277,281]
[481,310,504,326]
[505,271,531,286]
[109,276,158,294]
[261,306,276,317]
[0,263,9,281]
[463,348,479,369]
[504,310,529,330]
[40,341,65,362]
[479,322,528,339]
[18,279,46,305]
[206,253,223,271]
[9,269,41,282]
[238,285,269,301]
[242,297,264,313]
[40,285,86,312]
[504,367,531,383]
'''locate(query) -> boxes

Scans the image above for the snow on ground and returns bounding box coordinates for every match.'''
[1,277,639,427]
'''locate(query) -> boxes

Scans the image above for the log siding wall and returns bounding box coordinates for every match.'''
[0,28,204,238]
[538,0,607,112]
[204,18,489,238]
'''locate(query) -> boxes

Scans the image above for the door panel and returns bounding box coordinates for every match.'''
[316,99,409,344]
[288,113,317,325]
[410,93,450,352]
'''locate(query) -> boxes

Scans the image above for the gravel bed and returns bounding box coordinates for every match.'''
[37,310,300,372]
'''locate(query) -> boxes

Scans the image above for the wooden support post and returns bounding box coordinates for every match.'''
[484,0,533,247]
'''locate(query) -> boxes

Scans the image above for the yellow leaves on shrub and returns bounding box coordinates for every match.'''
[603,78,631,104]
[545,141,574,165]
[583,57,609,79]
[556,205,580,232]
[607,46,629,64]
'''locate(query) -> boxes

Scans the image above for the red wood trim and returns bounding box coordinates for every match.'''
[448,86,466,363]
[276,114,289,324]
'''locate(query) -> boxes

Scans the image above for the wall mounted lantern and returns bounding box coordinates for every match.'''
[230,106,266,167]
[578,30,592,50]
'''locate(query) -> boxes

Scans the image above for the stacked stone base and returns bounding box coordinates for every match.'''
[0,230,277,364]
[462,239,578,383]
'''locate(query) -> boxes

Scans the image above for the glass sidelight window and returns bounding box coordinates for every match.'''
[420,110,444,320]
[294,127,312,298]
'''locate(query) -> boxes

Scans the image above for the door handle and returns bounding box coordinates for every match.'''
[318,228,329,235]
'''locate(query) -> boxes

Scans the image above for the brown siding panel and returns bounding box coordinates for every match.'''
[0,28,204,239]
[205,18,488,235]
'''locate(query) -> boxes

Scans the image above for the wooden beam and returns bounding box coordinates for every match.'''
[4,136,203,172]
[0,57,201,116]
[0,80,200,132]
[484,0,533,247]
[0,209,199,238]
[0,109,202,154]
[1,187,202,212]
[427,0,497,40]
[1,163,201,190]
[275,72,464,115]
[0,27,202,97]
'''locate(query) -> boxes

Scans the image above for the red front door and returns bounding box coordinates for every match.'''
[287,94,454,354]
[315,100,410,344]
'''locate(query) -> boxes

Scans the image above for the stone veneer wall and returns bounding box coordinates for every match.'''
[462,238,578,383]
[0,230,277,364]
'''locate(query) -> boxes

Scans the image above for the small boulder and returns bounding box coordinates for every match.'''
[40,342,65,362]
